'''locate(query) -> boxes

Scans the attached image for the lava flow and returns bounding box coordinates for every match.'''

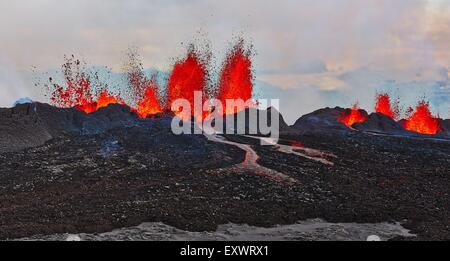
[289,140,304,148]
[402,100,440,135]
[339,103,368,127]
[217,40,254,115]
[375,93,399,120]
[166,49,208,121]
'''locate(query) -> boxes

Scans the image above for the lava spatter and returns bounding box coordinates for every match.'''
[135,76,163,118]
[50,77,94,111]
[124,49,162,118]
[49,56,123,113]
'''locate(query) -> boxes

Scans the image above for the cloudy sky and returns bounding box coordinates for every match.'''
[1,0,449,123]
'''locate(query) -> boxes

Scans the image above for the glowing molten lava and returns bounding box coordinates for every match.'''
[290,141,304,148]
[217,40,253,115]
[96,89,123,109]
[50,57,123,114]
[375,93,398,119]
[135,79,162,118]
[402,100,440,135]
[339,103,368,127]
[48,41,258,119]
[74,89,123,113]
[125,51,163,118]
[52,81,122,114]
[167,50,207,121]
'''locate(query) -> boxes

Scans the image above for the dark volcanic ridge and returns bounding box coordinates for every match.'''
[0,103,297,153]
[2,103,449,153]
[1,103,144,153]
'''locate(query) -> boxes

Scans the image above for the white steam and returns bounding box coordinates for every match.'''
[0,54,31,108]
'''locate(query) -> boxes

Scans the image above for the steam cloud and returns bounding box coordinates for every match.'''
[0,54,31,107]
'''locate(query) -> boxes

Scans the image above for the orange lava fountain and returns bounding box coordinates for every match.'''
[375,93,399,120]
[135,78,162,118]
[217,40,253,115]
[166,49,207,121]
[49,57,122,113]
[339,103,368,127]
[402,100,440,135]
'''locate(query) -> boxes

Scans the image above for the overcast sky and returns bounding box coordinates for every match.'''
[1,0,449,123]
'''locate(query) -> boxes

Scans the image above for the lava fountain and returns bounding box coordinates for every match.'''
[339,103,368,127]
[375,93,399,120]
[77,89,124,113]
[402,100,440,135]
[166,48,208,121]
[49,56,122,113]
[51,76,94,112]
[217,39,254,115]
[135,77,162,118]
[125,50,162,118]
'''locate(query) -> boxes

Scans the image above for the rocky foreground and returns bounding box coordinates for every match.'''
[0,103,449,240]
[20,219,414,241]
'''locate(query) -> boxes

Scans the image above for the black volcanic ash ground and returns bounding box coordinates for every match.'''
[0,103,449,240]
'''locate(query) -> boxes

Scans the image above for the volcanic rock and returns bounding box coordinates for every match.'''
[1,103,147,153]
[0,103,53,153]
[438,119,450,137]
[207,107,295,135]
[353,112,406,134]
[291,107,353,133]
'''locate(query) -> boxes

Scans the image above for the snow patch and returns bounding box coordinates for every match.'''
[13,97,34,106]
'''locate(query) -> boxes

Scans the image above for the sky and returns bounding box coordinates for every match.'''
[1,0,449,123]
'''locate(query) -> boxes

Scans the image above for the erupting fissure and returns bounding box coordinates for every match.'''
[48,39,256,121]
[339,103,368,127]
[402,100,440,135]
[338,95,442,135]
[45,41,446,137]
